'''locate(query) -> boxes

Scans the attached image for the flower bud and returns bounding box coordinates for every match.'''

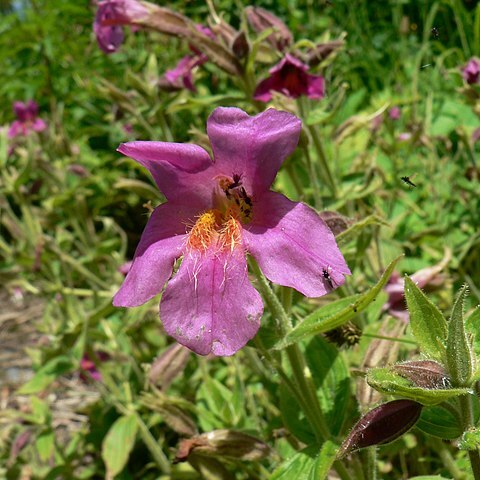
[338,400,422,458]
[148,343,191,390]
[393,360,450,389]
[245,6,292,52]
[175,430,271,463]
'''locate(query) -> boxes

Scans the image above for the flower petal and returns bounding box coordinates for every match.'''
[243,191,350,297]
[113,202,194,307]
[305,73,325,99]
[32,118,47,132]
[207,107,301,195]
[160,246,263,356]
[118,141,216,205]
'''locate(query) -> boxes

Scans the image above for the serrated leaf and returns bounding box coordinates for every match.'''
[102,414,138,480]
[447,285,473,386]
[404,277,447,361]
[367,368,469,405]
[274,255,402,349]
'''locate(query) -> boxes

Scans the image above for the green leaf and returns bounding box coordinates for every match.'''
[102,414,138,480]
[459,427,480,450]
[17,356,74,395]
[367,368,469,405]
[305,338,350,436]
[310,441,338,480]
[274,255,402,349]
[466,306,480,359]
[416,404,463,439]
[270,445,318,480]
[446,285,473,386]
[36,429,55,462]
[404,277,447,361]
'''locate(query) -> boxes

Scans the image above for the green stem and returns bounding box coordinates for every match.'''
[297,98,337,198]
[366,448,377,480]
[249,260,329,441]
[135,413,171,474]
[431,438,466,480]
[459,394,480,480]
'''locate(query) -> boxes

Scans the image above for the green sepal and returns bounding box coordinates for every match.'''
[366,368,470,406]
[404,277,447,361]
[446,285,474,386]
[273,255,402,350]
[459,427,480,450]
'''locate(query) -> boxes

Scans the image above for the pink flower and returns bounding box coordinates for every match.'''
[388,107,401,120]
[254,54,325,102]
[94,0,148,54]
[164,55,205,92]
[8,101,47,138]
[462,58,480,85]
[161,25,214,92]
[80,352,110,382]
[113,108,350,356]
[383,257,449,322]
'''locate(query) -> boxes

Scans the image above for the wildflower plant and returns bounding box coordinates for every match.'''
[2,1,480,480]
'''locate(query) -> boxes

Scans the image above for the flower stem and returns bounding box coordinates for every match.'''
[297,97,337,198]
[249,259,329,441]
[459,394,480,480]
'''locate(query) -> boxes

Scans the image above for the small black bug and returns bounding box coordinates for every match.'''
[401,175,417,188]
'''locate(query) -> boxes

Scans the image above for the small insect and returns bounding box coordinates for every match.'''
[322,267,335,289]
[401,175,417,188]
[227,173,242,190]
[420,63,432,69]
[431,26,439,39]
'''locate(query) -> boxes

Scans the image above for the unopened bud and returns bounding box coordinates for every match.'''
[231,31,250,59]
[175,429,271,463]
[245,6,292,52]
[318,211,351,236]
[338,400,422,458]
[149,343,191,390]
[393,360,450,389]
[305,40,345,66]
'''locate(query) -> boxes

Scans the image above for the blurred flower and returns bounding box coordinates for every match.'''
[163,55,205,92]
[118,260,133,276]
[473,127,480,143]
[388,106,401,120]
[160,25,214,92]
[8,101,46,138]
[398,132,412,142]
[383,253,450,322]
[254,54,325,102]
[245,6,292,52]
[94,0,148,53]
[462,57,480,85]
[370,113,384,132]
[113,107,350,355]
[80,352,109,382]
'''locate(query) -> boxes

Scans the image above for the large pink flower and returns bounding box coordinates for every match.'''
[254,54,325,102]
[113,108,350,356]
[8,101,47,138]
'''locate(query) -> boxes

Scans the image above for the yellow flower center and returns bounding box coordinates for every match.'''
[186,174,253,253]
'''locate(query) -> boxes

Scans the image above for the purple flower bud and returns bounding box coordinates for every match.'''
[338,400,423,458]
